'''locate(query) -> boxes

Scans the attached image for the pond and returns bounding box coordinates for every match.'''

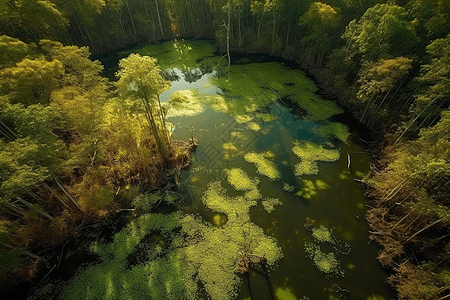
[31,40,393,300]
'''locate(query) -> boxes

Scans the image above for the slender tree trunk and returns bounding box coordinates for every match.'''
[125,1,137,36]
[406,219,443,242]
[155,0,165,38]
[15,197,54,220]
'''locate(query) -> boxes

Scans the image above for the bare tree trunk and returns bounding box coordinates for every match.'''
[125,1,137,36]
[155,0,165,38]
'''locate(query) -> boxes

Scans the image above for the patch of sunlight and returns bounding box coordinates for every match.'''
[367,295,386,300]
[305,242,344,278]
[354,170,365,178]
[314,122,350,143]
[247,122,261,131]
[235,114,253,123]
[339,170,351,180]
[167,89,205,117]
[275,287,297,300]
[225,168,259,191]
[296,179,329,200]
[262,198,283,213]
[244,151,281,181]
[212,214,228,227]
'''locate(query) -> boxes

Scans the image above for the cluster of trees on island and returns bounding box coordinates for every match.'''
[0,0,450,299]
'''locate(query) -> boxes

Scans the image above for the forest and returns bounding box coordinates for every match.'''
[0,0,450,299]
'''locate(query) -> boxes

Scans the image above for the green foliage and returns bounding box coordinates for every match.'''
[244,151,281,181]
[0,36,33,68]
[167,89,205,117]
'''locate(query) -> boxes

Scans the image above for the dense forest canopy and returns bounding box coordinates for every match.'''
[0,0,450,299]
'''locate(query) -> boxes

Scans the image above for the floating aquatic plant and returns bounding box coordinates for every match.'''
[244,151,281,181]
[292,140,340,162]
[261,198,283,213]
[225,168,259,191]
[311,225,334,243]
[315,122,350,143]
[275,287,297,300]
[167,89,205,117]
[244,189,261,201]
[132,193,161,211]
[295,160,319,176]
[283,182,296,192]
[304,242,344,278]
[247,122,261,131]
[209,62,343,121]
[296,179,330,200]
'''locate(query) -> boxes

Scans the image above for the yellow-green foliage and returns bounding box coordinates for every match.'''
[275,287,297,300]
[244,151,281,181]
[315,122,350,143]
[304,242,344,278]
[209,62,342,121]
[311,225,334,243]
[296,179,330,200]
[168,89,205,117]
[262,198,283,213]
[225,168,259,191]
[292,140,340,177]
[120,40,217,71]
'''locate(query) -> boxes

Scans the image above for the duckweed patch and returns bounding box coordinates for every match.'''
[311,225,334,243]
[315,122,350,143]
[244,189,261,201]
[262,198,283,213]
[225,168,259,191]
[304,242,344,278]
[244,151,281,181]
[283,182,296,192]
[168,89,205,117]
[209,62,343,121]
[292,140,340,177]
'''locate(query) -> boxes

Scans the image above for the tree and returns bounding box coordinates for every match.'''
[115,54,172,161]
[300,2,341,66]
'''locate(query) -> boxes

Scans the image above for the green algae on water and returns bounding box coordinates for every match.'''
[292,140,340,177]
[275,287,297,300]
[311,225,334,243]
[168,89,205,117]
[304,242,344,278]
[244,151,281,181]
[209,62,343,121]
[314,122,350,143]
[262,197,283,213]
[283,182,296,192]
[225,168,259,191]
[296,179,330,200]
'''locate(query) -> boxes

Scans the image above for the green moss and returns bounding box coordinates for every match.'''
[262,198,283,213]
[120,40,217,71]
[315,122,350,143]
[225,168,259,191]
[244,151,281,181]
[168,89,205,117]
